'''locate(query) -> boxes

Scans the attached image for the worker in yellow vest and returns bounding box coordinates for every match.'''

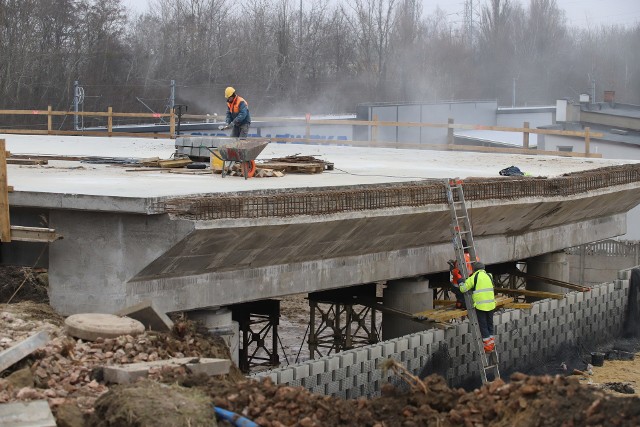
[457,261,496,353]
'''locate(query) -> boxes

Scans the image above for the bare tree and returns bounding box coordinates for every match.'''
[342,0,398,100]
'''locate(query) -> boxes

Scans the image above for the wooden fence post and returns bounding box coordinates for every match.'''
[372,114,379,142]
[169,109,176,138]
[523,121,530,149]
[0,139,11,242]
[107,107,113,136]
[447,118,454,146]
[47,106,52,135]
[584,127,591,156]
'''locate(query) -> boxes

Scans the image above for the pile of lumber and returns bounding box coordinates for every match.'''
[415,296,515,322]
[258,155,332,174]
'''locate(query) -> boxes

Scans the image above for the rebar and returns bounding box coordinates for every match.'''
[159,163,640,220]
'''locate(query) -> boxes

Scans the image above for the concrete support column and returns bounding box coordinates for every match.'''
[382,277,432,340]
[527,251,570,294]
[187,308,239,366]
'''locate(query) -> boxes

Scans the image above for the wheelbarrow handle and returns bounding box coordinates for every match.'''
[199,145,223,161]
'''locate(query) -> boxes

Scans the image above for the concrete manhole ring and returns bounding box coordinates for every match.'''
[65,313,145,341]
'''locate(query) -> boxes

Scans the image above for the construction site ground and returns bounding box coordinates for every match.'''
[2,267,640,426]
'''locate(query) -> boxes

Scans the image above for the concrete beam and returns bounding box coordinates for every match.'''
[128,214,625,314]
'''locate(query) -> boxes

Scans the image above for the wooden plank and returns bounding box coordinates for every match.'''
[434,300,456,307]
[7,158,48,165]
[259,161,324,174]
[126,168,170,172]
[0,129,171,138]
[9,154,87,161]
[266,137,601,158]
[0,140,10,242]
[158,158,192,168]
[254,116,604,137]
[503,303,533,309]
[10,226,62,242]
[414,297,514,321]
[0,110,170,119]
[494,287,565,300]
[0,331,50,373]
[508,269,590,292]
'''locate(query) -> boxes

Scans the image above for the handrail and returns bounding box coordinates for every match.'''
[0,106,602,155]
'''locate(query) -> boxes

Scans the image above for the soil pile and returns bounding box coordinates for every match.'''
[89,380,215,427]
[0,266,49,304]
[199,372,640,427]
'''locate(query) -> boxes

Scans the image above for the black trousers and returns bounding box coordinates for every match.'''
[476,309,494,339]
[451,285,465,307]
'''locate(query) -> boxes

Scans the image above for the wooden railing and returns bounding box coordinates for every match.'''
[0,138,61,242]
[0,108,175,139]
[0,107,603,158]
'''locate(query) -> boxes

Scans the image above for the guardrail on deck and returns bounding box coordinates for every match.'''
[0,107,603,158]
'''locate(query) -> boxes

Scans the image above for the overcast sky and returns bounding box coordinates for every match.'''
[123,0,640,28]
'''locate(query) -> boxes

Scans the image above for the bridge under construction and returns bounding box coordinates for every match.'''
[3,133,640,391]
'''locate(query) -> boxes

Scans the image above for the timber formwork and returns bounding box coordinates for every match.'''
[160,163,640,220]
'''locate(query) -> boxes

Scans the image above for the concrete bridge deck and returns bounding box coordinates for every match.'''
[4,134,640,315]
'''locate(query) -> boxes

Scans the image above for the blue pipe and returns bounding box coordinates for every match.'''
[213,406,260,427]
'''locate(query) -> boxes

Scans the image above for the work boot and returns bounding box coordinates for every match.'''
[484,342,495,353]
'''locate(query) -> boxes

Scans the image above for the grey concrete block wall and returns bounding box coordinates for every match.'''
[252,280,633,398]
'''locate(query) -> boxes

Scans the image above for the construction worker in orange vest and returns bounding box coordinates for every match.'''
[219,86,251,138]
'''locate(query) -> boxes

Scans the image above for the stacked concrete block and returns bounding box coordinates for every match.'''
[253,277,632,397]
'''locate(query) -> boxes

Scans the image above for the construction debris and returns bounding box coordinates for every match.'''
[115,300,174,333]
[102,357,231,384]
[260,155,333,174]
[64,313,145,341]
[0,400,56,427]
[0,331,50,373]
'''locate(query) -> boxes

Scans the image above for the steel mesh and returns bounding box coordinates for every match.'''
[159,163,640,220]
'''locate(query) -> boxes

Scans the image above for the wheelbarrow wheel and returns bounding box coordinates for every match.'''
[242,160,256,179]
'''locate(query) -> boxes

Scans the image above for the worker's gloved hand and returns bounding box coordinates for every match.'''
[457,279,465,286]
[447,259,456,270]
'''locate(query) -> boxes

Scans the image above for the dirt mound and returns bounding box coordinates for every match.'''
[0,266,49,304]
[192,371,640,427]
[1,301,64,326]
[89,379,215,427]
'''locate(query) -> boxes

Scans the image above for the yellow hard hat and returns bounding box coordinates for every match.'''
[224,87,235,99]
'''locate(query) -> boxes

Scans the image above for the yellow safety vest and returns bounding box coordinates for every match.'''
[460,269,496,311]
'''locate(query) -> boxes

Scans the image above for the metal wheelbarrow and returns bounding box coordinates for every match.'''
[202,139,270,179]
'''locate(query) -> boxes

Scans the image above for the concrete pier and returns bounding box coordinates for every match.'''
[527,252,571,293]
[382,277,432,339]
